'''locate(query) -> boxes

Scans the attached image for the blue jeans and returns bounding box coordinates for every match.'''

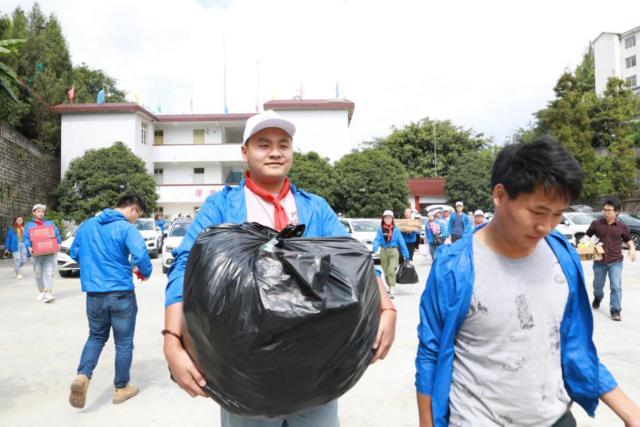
[220,400,339,427]
[593,261,623,313]
[32,253,56,291]
[12,241,27,274]
[77,292,137,388]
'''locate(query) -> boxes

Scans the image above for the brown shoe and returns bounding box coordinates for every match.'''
[69,374,90,408]
[611,312,622,321]
[112,383,139,404]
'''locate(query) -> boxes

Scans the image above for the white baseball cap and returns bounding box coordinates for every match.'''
[474,210,484,216]
[243,110,296,144]
[455,201,464,207]
[382,210,394,218]
[32,204,46,211]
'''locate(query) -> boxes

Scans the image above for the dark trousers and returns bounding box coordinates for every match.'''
[77,291,138,388]
[552,411,576,427]
[399,242,416,264]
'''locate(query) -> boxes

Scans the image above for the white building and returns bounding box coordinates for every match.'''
[594,26,640,94]
[51,99,355,219]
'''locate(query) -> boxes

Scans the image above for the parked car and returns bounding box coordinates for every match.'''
[136,218,162,258]
[339,218,380,262]
[566,204,594,213]
[57,232,79,278]
[162,218,194,273]
[555,222,576,247]
[561,212,593,243]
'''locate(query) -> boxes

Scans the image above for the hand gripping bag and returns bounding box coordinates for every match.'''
[182,223,381,417]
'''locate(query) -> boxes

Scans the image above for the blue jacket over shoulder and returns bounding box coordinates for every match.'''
[415,227,617,426]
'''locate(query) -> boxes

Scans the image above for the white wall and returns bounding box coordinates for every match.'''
[156,163,223,185]
[61,113,137,176]
[621,31,639,86]
[275,110,351,162]
[594,33,622,95]
[155,123,223,145]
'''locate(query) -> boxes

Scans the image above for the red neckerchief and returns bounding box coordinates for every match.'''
[34,218,45,225]
[382,223,394,243]
[244,172,291,231]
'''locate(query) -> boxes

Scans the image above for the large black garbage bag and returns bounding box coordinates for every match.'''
[182,222,381,417]
[396,260,419,284]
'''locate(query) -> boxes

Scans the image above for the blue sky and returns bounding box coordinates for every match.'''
[3,0,640,160]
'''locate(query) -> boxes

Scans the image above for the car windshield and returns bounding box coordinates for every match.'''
[170,222,192,237]
[136,220,155,231]
[351,220,378,232]
[619,213,640,226]
[566,213,593,225]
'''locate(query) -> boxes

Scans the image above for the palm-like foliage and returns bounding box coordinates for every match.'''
[0,39,26,102]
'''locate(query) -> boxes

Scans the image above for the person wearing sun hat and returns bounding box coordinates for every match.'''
[373,209,410,298]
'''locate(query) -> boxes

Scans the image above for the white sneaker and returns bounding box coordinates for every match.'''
[16,274,23,279]
[36,292,45,301]
[43,293,56,303]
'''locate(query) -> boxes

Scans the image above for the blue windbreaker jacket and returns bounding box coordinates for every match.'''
[23,219,61,252]
[165,179,348,307]
[70,209,152,292]
[373,226,410,259]
[401,230,419,244]
[415,227,617,426]
[447,213,472,237]
[4,227,28,254]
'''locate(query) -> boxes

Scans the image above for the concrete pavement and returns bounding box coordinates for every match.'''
[0,250,639,426]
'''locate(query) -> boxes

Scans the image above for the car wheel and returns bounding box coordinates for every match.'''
[632,233,640,249]
[574,232,585,243]
[59,270,73,278]
[163,265,168,274]
[151,249,159,259]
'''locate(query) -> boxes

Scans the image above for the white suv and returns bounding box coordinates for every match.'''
[136,218,161,258]
[339,218,380,262]
[162,219,193,273]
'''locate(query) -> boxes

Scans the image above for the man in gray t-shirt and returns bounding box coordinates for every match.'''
[449,237,571,426]
[416,138,640,427]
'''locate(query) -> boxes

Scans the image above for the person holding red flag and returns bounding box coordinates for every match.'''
[163,110,397,427]
[23,204,61,303]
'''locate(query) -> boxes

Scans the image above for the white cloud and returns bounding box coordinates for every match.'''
[3,0,640,160]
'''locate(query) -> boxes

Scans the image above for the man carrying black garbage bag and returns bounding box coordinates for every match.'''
[163,110,397,427]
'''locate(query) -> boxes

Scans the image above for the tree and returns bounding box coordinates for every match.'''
[71,63,127,103]
[0,37,28,126]
[55,142,158,222]
[333,148,409,217]
[444,149,495,212]
[536,72,603,200]
[288,151,338,206]
[368,118,490,177]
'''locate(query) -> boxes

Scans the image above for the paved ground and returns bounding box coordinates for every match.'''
[1,249,639,426]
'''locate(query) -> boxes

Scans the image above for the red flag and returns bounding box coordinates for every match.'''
[67,85,75,102]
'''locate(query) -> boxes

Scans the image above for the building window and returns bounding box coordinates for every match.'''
[154,168,163,185]
[626,56,637,68]
[193,129,205,145]
[193,167,205,184]
[625,36,636,49]
[154,130,164,145]
[626,75,637,88]
[140,122,148,145]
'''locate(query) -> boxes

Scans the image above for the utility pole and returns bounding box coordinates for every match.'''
[433,121,438,177]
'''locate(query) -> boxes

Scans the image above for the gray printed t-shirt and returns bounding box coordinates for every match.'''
[448,236,571,427]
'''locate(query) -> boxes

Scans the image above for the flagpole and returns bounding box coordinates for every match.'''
[223,36,228,114]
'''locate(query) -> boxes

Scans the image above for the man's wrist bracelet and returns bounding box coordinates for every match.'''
[161,329,183,342]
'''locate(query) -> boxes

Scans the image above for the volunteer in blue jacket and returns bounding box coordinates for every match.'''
[4,216,29,279]
[373,210,410,298]
[68,194,152,409]
[163,110,397,427]
[416,138,640,426]
[24,204,61,303]
[400,208,420,263]
[448,201,472,243]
